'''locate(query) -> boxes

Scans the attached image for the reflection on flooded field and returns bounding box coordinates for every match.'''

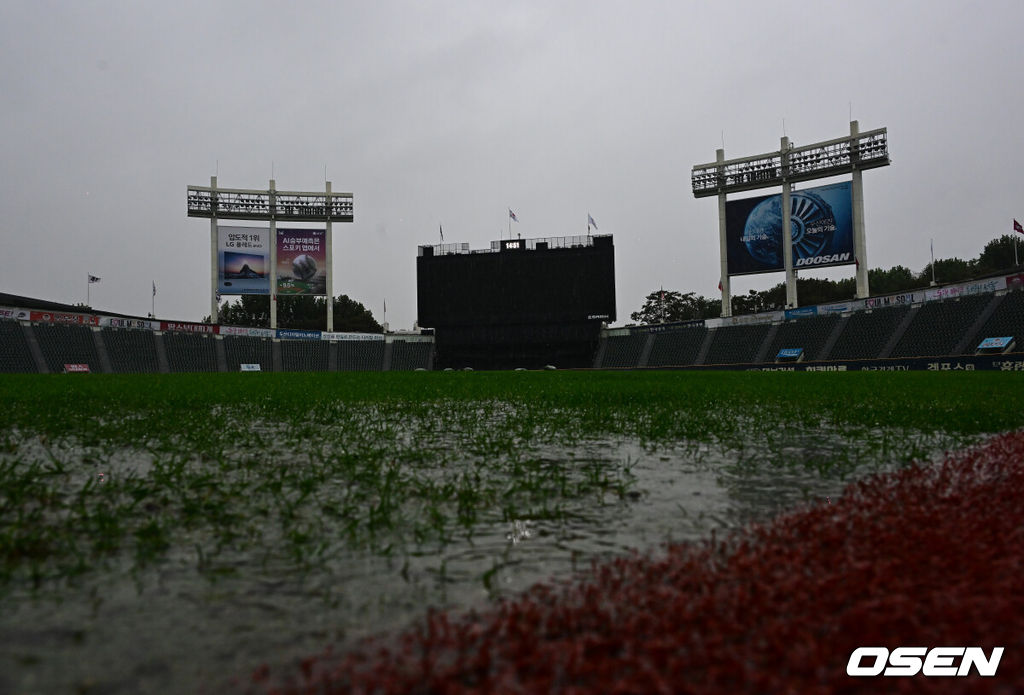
[0,403,971,695]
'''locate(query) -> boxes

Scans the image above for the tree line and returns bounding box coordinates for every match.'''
[204,294,382,332]
[631,234,1022,325]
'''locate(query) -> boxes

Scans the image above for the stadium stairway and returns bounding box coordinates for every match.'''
[592,336,608,369]
[693,329,715,366]
[754,323,779,363]
[816,314,848,361]
[214,338,229,372]
[154,333,171,373]
[953,293,1002,355]
[92,328,113,374]
[879,305,918,359]
[272,341,283,372]
[22,323,48,373]
[637,333,654,367]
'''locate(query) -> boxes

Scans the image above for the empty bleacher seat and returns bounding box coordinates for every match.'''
[281,340,329,372]
[890,295,991,358]
[390,341,432,370]
[829,305,910,360]
[337,341,384,371]
[102,327,159,373]
[647,326,708,367]
[703,323,772,365]
[764,314,838,362]
[223,335,273,372]
[972,290,1024,354]
[0,320,38,373]
[600,333,646,368]
[33,323,101,374]
[163,332,219,373]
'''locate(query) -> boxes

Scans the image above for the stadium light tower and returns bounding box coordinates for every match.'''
[691,121,889,316]
[187,178,353,329]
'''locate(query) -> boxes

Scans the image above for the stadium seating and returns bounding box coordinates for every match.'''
[222,335,274,372]
[827,305,910,360]
[281,340,329,372]
[599,333,648,368]
[102,327,159,373]
[162,332,219,373]
[33,323,102,373]
[971,289,1024,351]
[389,340,432,370]
[647,326,709,367]
[764,314,839,362]
[337,341,384,371]
[0,320,38,373]
[703,323,772,365]
[890,294,992,358]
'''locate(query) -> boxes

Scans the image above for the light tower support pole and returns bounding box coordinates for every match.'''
[210,175,219,324]
[851,120,870,298]
[781,136,797,308]
[326,180,334,331]
[717,148,731,317]
[269,179,277,329]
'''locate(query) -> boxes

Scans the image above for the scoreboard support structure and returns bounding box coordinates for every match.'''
[694,121,889,317]
[187,177,353,329]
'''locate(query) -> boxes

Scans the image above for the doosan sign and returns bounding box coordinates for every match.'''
[847,647,1003,677]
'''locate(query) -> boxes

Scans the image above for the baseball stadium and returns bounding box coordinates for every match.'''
[2,124,1023,694]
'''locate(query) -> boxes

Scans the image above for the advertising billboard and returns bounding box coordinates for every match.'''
[218,226,270,294]
[277,229,326,296]
[726,181,853,276]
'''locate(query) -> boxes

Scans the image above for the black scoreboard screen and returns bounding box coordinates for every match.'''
[417,236,616,328]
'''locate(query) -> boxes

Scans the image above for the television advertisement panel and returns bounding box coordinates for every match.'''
[726,181,854,276]
[276,229,326,296]
[218,226,270,294]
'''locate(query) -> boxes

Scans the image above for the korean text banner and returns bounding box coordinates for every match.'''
[218,226,270,294]
[726,181,853,276]
[277,229,326,296]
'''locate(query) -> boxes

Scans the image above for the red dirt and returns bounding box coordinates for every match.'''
[249,431,1024,694]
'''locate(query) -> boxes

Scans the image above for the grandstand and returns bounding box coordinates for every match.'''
[1,270,1022,373]
[0,320,37,373]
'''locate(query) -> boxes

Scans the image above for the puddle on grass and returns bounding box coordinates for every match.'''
[0,427,973,695]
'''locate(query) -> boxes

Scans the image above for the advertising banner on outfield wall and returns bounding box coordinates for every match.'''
[218,226,270,295]
[277,229,326,296]
[30,310,100,326]
[726,181,854,276]
[321,332,385,341]
[220,325,275,338]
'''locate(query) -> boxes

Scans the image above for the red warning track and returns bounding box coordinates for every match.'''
[252,432,1024,694]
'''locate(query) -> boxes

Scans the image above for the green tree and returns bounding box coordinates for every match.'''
[868,265,919,295]
[919,257,973,286]
[976,235,1022,276]
[630,290,717,324]
[207,294,382,332]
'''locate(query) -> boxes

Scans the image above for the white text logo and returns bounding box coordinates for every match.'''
[847,647,1003,677]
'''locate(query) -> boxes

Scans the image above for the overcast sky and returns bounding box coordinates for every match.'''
[1,0,1021,328]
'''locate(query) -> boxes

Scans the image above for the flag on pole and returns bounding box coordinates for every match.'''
[855,257,860,270]
[88,275,101,284]
[509,209,518,222]
[152,281,157,297]
[440,224,444,241]
[718,280,723,292]
[588,214,597,231]
[1014,219,1024,236]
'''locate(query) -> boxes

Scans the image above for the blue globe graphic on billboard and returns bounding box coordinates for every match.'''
[742,192,835,268]
[742,196,784,267]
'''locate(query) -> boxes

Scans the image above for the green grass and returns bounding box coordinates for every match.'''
[1,370,1022,594]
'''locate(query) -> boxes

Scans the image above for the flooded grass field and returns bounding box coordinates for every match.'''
[1,371,1021,694]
